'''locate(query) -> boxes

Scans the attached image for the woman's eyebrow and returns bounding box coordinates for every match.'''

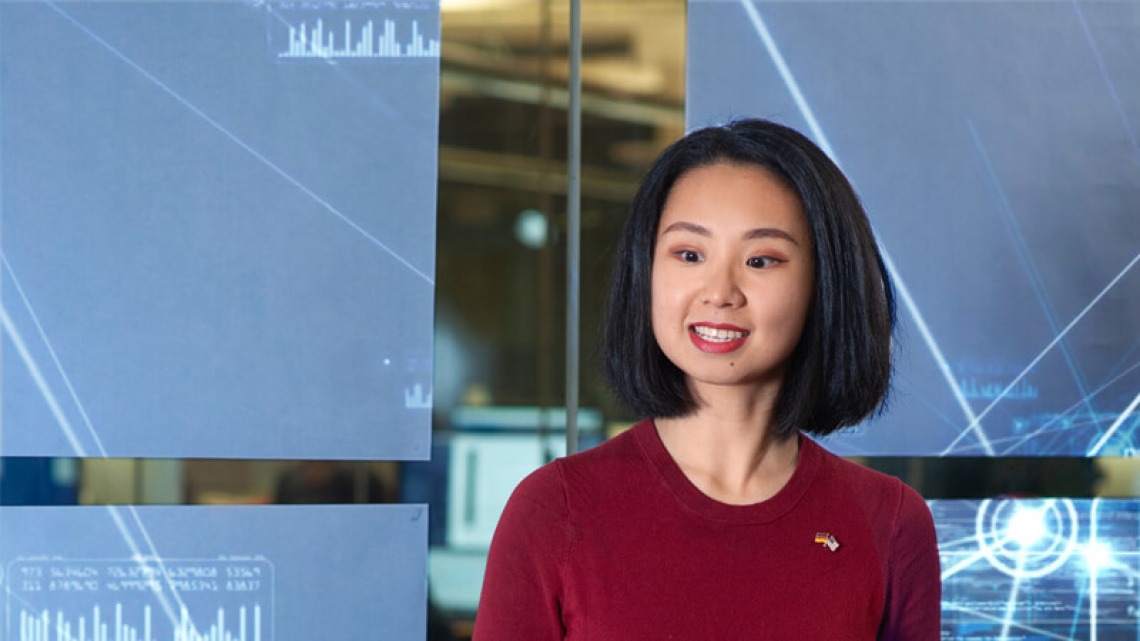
[661,221,800,246]
[743,228,799,245]
[660,221,710,236]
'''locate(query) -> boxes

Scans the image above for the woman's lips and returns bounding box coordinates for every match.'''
[688,323,749,354]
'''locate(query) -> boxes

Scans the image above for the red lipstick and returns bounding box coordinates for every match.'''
[688,323,749,354]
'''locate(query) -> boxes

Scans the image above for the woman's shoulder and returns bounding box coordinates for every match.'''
[510,419,650,505]
[808,436,932,530]
[806,443,943,637]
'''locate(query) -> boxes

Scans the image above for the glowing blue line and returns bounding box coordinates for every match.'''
[735,1,826,156]
[42,1,434,286]
[737,0,989,453]
[1000,360,1140,455]
[939,597,1071,634]
[999,547,1028,641]
[895,376,962,434]
[946,251,1140,455]
[106,506,186,633]
[1105,336,1140,381]
[1088,391,1140,456]
[940,533,987,550]
[1068,577,1087,641]
[940,549,989,581]
[1,306,87,456]
[2,255,109,457]
[126,505,203,633]
[4,294,182,631]
[941,603,1072,640]
[967,120,1103,434]
[1090,499,1099,641]
[1071,0,1140,165]
[1113,562,1140,579]
[939,424,994,453]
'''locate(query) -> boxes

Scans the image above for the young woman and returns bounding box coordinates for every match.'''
[472,119,941,640]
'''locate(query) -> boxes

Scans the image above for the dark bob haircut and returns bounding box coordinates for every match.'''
[603,118,896,438]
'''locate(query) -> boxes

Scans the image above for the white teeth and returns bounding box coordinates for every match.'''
[692,326,746,342]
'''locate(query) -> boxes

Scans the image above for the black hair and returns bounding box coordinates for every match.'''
[602,118,896,438]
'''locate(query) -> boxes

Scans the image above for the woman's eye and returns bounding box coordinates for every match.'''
[677,250,701,263]
[747,256,779,268]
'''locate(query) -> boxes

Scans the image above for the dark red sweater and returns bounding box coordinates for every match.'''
[473,419,940,640]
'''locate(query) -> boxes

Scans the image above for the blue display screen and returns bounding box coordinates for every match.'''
[1,0,440,460]
[935,499,1139,639]
[0,505,427,640]
[688,0,1139,456]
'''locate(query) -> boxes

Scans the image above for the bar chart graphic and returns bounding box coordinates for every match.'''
[0,507,427,638]
[17,604,263,641]
[271,2,440,60]
[279,18,439,59]
[6,558,274,641]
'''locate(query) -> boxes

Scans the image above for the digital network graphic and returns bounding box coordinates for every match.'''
[0,0,440,459]
[688,0,1139,457]
[935,499,1140,639]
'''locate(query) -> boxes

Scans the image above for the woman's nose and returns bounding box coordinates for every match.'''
[701,263,745,307]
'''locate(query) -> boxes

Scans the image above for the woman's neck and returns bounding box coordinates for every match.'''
[654,383,799,505]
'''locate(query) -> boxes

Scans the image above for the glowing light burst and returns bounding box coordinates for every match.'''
[1006,507,1047,547]
[938,500,1140,638]
[1082,540,1114,571]
[975,499,1080,579]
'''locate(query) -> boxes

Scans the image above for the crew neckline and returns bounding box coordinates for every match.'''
[633,418,822,525]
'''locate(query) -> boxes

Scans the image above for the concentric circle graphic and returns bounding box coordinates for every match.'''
[974,498,1080,579]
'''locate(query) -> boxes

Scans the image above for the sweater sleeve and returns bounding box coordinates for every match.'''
[472,462,570,641]
[880,485,942,640]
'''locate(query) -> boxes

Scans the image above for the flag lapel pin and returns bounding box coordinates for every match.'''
[814,532,840,552]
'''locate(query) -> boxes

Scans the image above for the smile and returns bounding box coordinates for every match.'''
[690,325,749,342]
[688,324,750,354]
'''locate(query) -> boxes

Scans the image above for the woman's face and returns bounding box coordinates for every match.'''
[650,162,815,395]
